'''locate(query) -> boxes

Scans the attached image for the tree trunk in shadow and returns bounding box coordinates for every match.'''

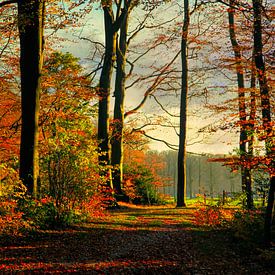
[177,0,189,207]
[18,0,45,197]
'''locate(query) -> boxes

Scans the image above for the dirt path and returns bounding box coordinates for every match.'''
[0,205,274,274]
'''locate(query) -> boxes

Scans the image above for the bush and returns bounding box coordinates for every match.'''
[229,210,265,242]
[194,204,234,228]
[0,164,31,236]
[123,164,166,205]
[38,108,107,226]
[0,163,26,200]
[0,201,31,236]
[18,193,109,229]
[18,196,84,229]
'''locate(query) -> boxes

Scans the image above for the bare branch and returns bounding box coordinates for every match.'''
[150,94,180,118]
[137,130,179,151]
[125,50,181,118]
[79,36,105,49]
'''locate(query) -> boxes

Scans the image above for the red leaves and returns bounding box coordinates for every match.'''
[0,205,274,273]
[0,90,21,160]
[194,206,234,227]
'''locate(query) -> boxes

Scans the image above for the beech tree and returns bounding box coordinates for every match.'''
[111,0,133,196]
[177,0,189,207]
[252,0,274,246]
[97,0,127,185]
[17,0,45,197]
[227,2,253,209]
[109,3,179,196]
[0,0,46,197]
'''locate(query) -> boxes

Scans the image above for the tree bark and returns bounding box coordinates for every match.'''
[252,0,274,246]
[248,51,256,158]
[98,5,117,183]
[18,0,45,197]
[111,5,131,196]
[177,0,189,207]
[228,3,253,209]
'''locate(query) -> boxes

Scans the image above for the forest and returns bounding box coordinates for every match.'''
[0,0,274,273]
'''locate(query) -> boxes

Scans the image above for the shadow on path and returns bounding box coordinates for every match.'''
[0,206,274,274]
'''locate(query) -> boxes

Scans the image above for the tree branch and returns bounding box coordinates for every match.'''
[125,50,181,118]
[0,0,17,7]
[136,130,179,151]
[150,94,180,118]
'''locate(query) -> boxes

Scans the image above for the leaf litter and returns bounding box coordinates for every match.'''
[0,203,274,274]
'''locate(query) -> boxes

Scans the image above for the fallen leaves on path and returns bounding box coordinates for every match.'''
[0,204,274,274]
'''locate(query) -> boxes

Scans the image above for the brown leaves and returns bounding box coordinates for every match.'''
[0,205,274,273]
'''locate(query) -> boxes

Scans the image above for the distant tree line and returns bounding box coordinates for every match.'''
[156,151,241,199]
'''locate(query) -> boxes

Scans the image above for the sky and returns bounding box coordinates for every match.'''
[55,1,241,155]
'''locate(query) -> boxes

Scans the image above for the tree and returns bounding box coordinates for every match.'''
[0,2,20,162]
[18,0,45,197]
[97,0,127,186]
[111,0,133,196]
[177,0,189,207]
[227,2,253,209]
[252,0,274,246]
[39,52,99,219]
[0,0,89,196]
[110,2,176,195]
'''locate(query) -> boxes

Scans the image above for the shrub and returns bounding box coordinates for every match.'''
[0,163,26,200]
[38,106,107,227]
[18,196,82,229]
[76,192,110,221]
[0,201,31,236]
[18,189,111,229]
[229,209,265,241]
[194,205,234,228]
[123,164,165,205]
[0,164,30,236]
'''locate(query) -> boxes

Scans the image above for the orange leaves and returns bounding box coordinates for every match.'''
[194,205,234,227]
[0,90,21,160]
[123,179,138,200]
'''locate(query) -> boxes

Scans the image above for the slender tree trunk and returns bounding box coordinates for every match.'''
[18,0,45,197]
[209,163,213,199]
[98,7,117,186]
[228,4,253,209]
[188,158,192,198]
[248,53,256,158]
[177,0,189,207]
[252,0,274,246]
[246,51,257,203]
[198,157,201,193]
[111,7,130,197]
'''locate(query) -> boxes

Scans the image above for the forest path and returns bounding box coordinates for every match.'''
[0,204,274,274]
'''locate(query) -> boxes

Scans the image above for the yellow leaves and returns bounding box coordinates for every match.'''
[0,164,26,199]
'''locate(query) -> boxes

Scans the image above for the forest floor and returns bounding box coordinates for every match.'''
[0,203,274,274]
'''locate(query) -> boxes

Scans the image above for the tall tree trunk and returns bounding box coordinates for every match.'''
[252,0,274,246]
[177,0,189,207]
[248,51,256,158]
[209,163,213,198]
[188,158,192,198]
[228,4,253,209]
[98,6,117,186]
[18,0,45,197]
[111,7,130,197]
[198,157,201,193]
[247,51,257,203]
